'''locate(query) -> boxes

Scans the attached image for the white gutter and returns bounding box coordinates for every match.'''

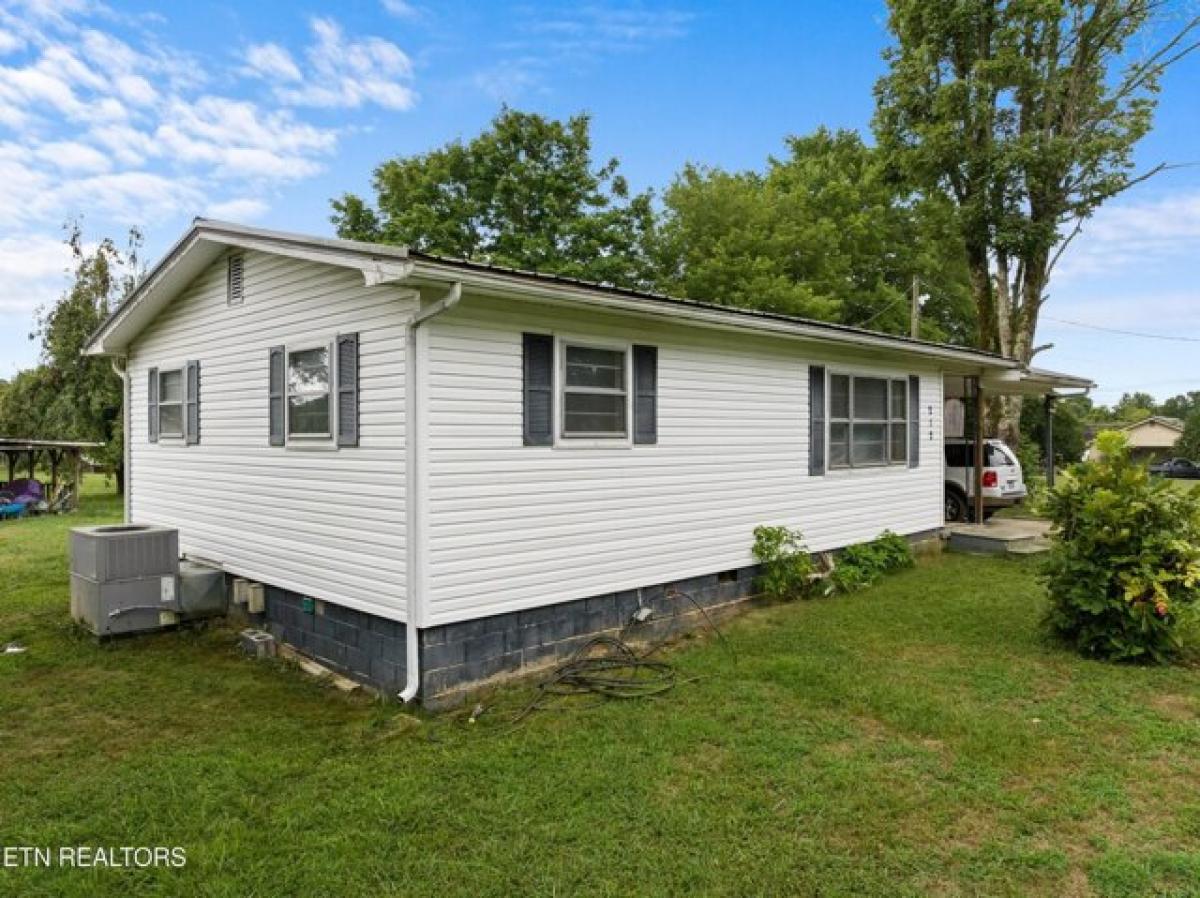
[110,356,130,522]
[399,281,462,703]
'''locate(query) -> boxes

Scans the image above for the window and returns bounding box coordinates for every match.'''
[158,368,184,437]
[945,442,1012,468]
[561,344,627,438]
[828,374,909,468]
[287,346,331,436]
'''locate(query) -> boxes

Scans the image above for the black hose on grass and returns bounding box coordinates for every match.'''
[501,588,733,726]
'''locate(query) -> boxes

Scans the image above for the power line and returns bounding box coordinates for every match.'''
[1041,315,1200,343]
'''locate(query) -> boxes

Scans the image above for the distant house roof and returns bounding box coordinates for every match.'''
[1120,416,1185,433]
[82,219,1093,394]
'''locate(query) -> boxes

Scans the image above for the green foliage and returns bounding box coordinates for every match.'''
[331,107,658,289]
[1020,398,1086,468]
[827,531,915,594]
[0,224,140,480]
[751,525,816,600]
[1014,440,1049,515]
[1159,391,1200,422]
[1176,410,1200,463]
[874,0,1185,388]
[654,128,974,341]
[1041,431,1200,663]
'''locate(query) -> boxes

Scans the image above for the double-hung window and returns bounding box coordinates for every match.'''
[157,368,184,438]
[561,344,628,438]
[287,346,332,437]
[829,374,909,468]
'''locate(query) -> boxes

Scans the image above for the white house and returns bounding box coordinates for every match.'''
[84,220,1089,703]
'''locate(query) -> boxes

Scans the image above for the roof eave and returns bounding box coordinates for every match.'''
[407,258,1021,371]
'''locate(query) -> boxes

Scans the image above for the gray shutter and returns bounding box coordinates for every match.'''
[147,367,159,443]
[185,360,200,445]
[336,332,359,447]
[633,344,658,445]
[522,333,554,446]
[268,346,285,446]
[908,374,920,468]
[808,365,826,476]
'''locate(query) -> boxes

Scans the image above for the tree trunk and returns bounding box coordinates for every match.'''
[115,463,125,496]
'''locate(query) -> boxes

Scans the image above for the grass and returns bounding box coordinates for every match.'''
[2,477,1200,897]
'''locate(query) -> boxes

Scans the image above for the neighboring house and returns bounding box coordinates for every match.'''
[1084,416,1183,463]
[83,220,1089,704]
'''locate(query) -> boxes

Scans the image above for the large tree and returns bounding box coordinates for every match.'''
[875,0,1199,443]
[653,128,975,341]
[331,107,658,289]
[0,224,141,491]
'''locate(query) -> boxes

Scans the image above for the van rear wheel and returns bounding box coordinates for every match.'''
[945,488,969,523]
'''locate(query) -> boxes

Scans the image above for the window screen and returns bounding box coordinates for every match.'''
[562,344,627,437]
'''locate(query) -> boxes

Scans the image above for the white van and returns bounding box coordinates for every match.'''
[944,439,1026,521]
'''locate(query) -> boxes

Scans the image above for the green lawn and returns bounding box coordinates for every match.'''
[2,478,1199,897]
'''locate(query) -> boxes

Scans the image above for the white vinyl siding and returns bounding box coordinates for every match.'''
[423,297,944,627]
[127,250,415,621]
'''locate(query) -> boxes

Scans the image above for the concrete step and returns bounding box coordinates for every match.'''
[945,520,1052,556]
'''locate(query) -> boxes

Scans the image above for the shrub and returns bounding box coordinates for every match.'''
[1015,441,1049,515]
[827,530,915,594]
[751,525,815,600]
[1041,431,1200,663]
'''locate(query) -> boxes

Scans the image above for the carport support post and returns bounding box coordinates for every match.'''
[73,449,83,508]
[5,452,13,484]
[973,377,985,524]
[1043,395,1055,488]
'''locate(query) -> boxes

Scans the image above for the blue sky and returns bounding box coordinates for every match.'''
[1,0,1198,406]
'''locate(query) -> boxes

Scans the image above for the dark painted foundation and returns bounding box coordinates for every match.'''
[262,564,761,704]
[261,528,943,706]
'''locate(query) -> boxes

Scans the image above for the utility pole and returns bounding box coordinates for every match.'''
[910,274,920,339]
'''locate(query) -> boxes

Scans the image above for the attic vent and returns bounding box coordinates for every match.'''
[227,254,244,306]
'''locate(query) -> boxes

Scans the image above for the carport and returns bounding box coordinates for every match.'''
[0,438,104,511]
[943,367,1096,523]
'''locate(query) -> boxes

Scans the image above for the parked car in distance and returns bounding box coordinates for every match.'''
[1148,458,1200,479]
[944,439,1026,522]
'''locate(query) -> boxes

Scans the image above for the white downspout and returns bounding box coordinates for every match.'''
[110,356,131,522]
[399,281,462,703]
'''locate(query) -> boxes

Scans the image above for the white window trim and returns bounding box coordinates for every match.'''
[553,335,634,449]
[157,366,185,441]
[285,340,336,446]
[825,369,912,472]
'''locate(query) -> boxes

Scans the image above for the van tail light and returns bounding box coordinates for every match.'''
[982,471,998,488]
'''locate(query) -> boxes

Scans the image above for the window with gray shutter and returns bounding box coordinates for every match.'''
[268,345,285,446]
[185,360,200,445]
[227,254,244,306]
[147,367,159,443]
[633,344,657,444]
[336,332,359,447]
[522,333,554,446]
[808,365,825,475]
[908,375,920,467]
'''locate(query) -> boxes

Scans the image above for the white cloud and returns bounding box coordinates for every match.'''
[0,29,26,55]
[206,197,270,220]
[381,0,420,19]
[270,17,417,110]
[0,231,72,316]
[476,4,692,98]
[1054,189,1200,283]
[244,42,302,83]
[36,138,111,172]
